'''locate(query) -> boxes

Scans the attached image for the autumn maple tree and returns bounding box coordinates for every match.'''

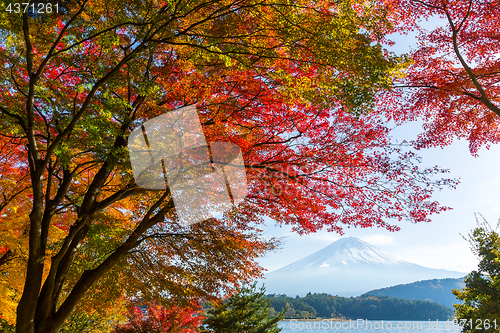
[0,1,456,332]
[114,302,204,333]
[381,0,500,155]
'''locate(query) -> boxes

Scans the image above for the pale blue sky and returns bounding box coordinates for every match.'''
[256,17,500,275]
[257,123,500,274]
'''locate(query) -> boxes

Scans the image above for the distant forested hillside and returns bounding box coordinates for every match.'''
[267,293,454,320]
[362,277,465,308]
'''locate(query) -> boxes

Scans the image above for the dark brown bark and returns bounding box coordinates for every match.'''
[0,249,13,268]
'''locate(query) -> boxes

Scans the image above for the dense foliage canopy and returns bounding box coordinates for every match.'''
[453,218,500,333]
[381,0,500,155]
[269,293,454,320]
[114,302,204,333]
[203,283,284,333]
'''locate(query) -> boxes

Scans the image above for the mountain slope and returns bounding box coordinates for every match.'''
[261,237,465,297]
[362,277,466,308]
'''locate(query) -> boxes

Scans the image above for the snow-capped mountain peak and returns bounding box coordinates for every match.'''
[278,237,408,272]
[260,237,465,297]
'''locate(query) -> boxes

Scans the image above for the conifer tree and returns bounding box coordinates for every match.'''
[203,283,284,333]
